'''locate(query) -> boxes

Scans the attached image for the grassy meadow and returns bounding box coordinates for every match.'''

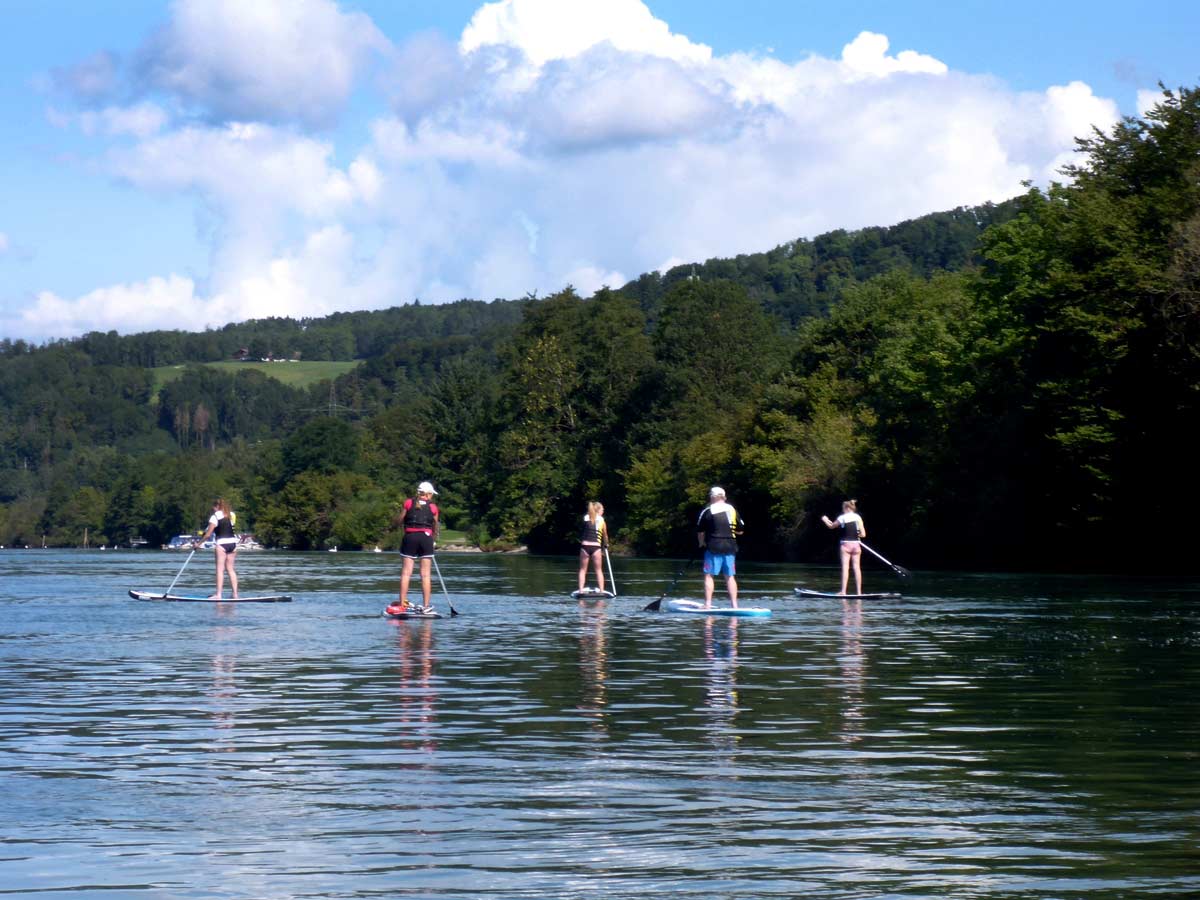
[152,360,361,393]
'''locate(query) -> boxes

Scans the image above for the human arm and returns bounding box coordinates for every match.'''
[821,514,837,530]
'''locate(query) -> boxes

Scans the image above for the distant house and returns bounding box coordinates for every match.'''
[232,348,249,360]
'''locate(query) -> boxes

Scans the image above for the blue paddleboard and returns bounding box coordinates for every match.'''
[663,598,771,617]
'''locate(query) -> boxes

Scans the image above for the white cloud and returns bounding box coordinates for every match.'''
[107,122,376,220]
[839,31,948,79]
[12,0,1128,342]
[461,0,711,66]
[1136,88,1161,117]
[11,275,200,339]
[137,0,389,128]
[48,101,169,138]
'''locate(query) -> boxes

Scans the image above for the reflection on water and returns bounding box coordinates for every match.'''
[703,617,739,753]
[839,598,864,745]
[576,599,609,740]
[390,618,438,755]
[1,550,1198,899]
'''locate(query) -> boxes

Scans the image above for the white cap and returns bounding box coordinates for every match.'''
[418,481,438,495]
[709,486,725,498]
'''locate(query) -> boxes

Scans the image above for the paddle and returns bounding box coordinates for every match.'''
[431,554,459,617]
[163,549,196,598]
[642,554,698,612]
[861,541,910,578]
[604,547,617,597]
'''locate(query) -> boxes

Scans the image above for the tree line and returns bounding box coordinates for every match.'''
[2,87,1197,572]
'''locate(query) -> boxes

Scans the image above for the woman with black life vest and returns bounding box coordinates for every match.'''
[395,481,440,612]
[199,498,240,599]
[577,501,609,594]
[696,486,741,609]
[822,499,866,596]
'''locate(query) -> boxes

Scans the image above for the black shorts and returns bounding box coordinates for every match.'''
[216,541,238,554]
[400,531,435,558]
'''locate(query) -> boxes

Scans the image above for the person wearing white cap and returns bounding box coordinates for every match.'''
[696,486,741,608]
[394,481,440,612]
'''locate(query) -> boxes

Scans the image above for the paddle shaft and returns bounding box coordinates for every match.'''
[860,541,910,577]
[604,547,617,597]
[643,555,698,611]
[431,554,459,617]
[165,549,196,596]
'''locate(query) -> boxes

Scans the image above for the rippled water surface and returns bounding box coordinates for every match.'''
[2,550,1198,898]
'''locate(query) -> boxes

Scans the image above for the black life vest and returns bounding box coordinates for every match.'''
[580,515,605,544]
[702,504,739,555]
[404,499,436,530]
[214,512,236,541]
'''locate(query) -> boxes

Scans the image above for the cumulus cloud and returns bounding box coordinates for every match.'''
[9,275,199,340]
[14,0,1127,342]
[135,0,389,128]
[461,0,711,66]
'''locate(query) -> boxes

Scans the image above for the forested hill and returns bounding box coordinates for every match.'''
[3,86,1198,573]
[620,200,1020,325]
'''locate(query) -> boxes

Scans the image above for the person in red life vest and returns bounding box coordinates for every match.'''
[198,498,240,599]
[696,486,742,609]
[395,481,440,612]
[822,498,867,596]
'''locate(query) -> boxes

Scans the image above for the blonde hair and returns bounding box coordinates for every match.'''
[587,501,603,526]
[215,498,232,517]
[843,499,857,513]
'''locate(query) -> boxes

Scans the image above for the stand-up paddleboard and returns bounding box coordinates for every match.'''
[571,587,616,599]
[130,590,292,603]
[383,604,444,620]
[663,598,771,618]
[793,587,901,599]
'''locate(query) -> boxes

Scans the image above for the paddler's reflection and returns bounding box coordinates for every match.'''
[207,617,238,747]
[702,617,740,750]
[392,620,438,754]
[576,600,609,739]
[839,597,865,744]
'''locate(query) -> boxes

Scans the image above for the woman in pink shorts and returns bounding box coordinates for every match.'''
[822,499,866,596]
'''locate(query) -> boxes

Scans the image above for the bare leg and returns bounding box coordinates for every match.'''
[419,557,432,607]
[727,574,738,608]
[839,545,850,595]
[577,549,589,591]
[703,573,715,608]
[399,557,415,605]
[213,550,224,599]
[851,549,862,595]
[592,551,605,592]
[225,550,239,598]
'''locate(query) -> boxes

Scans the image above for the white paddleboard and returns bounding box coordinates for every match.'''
[571,587,616,599]
[130,590,292,603]
[793,587,901,599]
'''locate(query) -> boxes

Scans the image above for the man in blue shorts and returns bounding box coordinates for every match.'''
[696,486,741,609]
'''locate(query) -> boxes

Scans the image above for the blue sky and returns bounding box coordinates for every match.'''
[1,0,1196,342]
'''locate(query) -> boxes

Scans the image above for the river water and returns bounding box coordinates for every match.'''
[1,550,1197,899]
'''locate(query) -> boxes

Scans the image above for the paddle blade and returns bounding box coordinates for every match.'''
[642,597,663,612]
